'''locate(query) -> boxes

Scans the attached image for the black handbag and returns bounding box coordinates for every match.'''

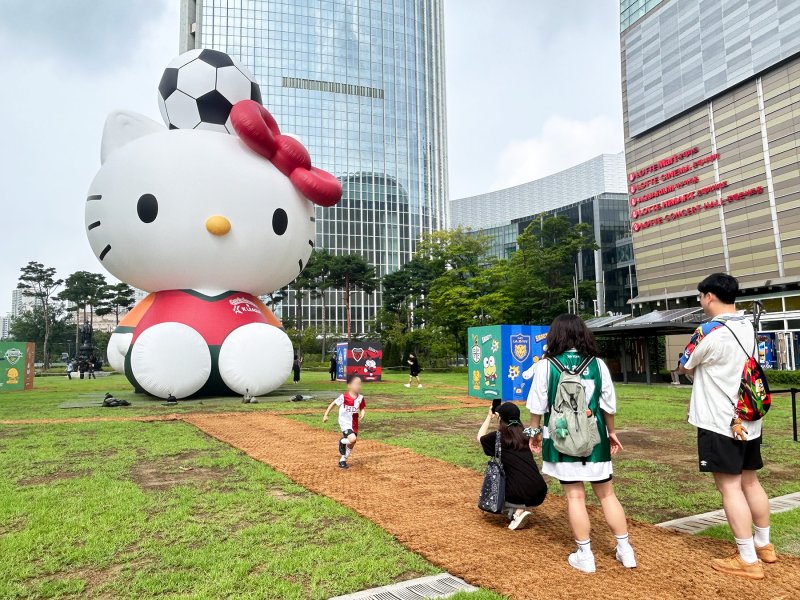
[478,432,506,513]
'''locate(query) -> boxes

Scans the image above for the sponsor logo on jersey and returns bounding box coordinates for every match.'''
[229,297,260,315]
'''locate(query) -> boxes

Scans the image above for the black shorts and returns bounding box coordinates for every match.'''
[558,475,613,486]
[697,428,763,474]
[341,429,356,438]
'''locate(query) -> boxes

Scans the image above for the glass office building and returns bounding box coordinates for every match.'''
[180,0,448,334]
[452,154,637,315]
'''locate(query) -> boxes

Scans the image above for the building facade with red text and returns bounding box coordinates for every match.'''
[621,0,800,368]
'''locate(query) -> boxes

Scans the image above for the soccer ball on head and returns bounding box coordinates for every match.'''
[158,49,263,133]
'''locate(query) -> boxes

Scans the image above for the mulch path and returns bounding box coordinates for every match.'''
[183,412,800,600]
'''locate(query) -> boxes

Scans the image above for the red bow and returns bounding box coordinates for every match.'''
[230,100,342,207]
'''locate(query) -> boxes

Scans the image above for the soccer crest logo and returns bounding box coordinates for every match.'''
[3,348,22,366]
[510,334,530,362]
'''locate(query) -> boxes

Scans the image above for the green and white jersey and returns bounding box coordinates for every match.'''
[526,350,617,482]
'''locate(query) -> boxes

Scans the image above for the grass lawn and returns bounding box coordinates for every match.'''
[0,420,438,599]
[0,369,797,599]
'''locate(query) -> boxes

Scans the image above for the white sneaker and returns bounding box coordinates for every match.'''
[616,546,637,568]
[403,383,410,388]
[568,551,596,573]
[417,384,423,388]
[508,510,531,530]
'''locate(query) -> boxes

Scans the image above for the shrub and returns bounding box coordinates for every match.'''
[764,369,800,388]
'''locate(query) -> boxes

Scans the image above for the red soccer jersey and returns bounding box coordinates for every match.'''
[335,392,366,434]
[124,290,283,345]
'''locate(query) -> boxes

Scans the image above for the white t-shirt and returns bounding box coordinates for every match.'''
[526,355,617,481]
[334,393,366,433]
[683,313,761,440]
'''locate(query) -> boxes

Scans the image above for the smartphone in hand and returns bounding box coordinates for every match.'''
[491,398,502,413]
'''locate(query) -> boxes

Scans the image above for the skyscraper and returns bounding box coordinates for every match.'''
[180,0,449,335]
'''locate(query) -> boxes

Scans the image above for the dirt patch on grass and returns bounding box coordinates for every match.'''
[19,470,88,486]
[183,412,800,600]
[131,451,231,491]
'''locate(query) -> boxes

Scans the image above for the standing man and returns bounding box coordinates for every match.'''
[679,273,775,580]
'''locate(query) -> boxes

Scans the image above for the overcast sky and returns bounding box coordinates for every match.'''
[0,0,623,315]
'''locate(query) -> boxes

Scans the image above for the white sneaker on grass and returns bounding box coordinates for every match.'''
[568,551,596,573]
[418,384,423,388]
[616,546,637,568]
[403,383,410,388]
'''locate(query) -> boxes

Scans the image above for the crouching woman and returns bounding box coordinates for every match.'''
[477,402,547,529]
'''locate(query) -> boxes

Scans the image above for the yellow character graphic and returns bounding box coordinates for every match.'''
[6,367,20,385]
[472,370,481,390]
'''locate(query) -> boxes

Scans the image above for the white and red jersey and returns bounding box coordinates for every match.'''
[335,392,366,433]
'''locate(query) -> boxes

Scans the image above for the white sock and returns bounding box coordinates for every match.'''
[576,539,592,555]
[735,536,758,564]
[754,525,770,547]
[345,446,352,458]
[615,533,632,551]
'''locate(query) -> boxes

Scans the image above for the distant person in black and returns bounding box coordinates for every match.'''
[292,354,303,383]
[404,353,422,389]
[329,354,338,381]
[478,401,547,530]
[87,355,97,380]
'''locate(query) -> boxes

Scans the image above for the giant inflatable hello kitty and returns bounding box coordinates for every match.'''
[86,98,341,398]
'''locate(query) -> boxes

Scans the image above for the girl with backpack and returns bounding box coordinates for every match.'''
[525,314,636,574]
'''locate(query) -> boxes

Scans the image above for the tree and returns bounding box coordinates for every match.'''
[17,262,63,369]
[503,216,598,324]
[96,282,136,324]
[327,254,377,339]
[381,256,444,330]
[59,271,108,350]
[9,305,73,363]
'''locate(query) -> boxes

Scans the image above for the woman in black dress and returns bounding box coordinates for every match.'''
[292,355,303,383]
[328,354,337,381]
[404,353,422,388]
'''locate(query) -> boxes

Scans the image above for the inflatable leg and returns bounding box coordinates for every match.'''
[218,323,293,396]
[129,322,211,399]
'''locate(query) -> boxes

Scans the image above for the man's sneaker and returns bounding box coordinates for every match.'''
[756,543,778,564]
[338,439,347,456]
[403,383,411,388]
[567,551,596,573]
[338,459,349,469]
[615,546,637,568]
[508,510,531,531]
[711,554,764,580]
[418,384,423,388]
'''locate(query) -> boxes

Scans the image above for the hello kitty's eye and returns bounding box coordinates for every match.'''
[272,208,288,235]
[137,194,158,223]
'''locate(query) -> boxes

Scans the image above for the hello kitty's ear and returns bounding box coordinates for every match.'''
[101,111,165,163]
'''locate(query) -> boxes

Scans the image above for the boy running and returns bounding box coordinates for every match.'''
[323,373,366,469]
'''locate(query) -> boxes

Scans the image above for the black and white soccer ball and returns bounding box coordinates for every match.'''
[157,49,263,134]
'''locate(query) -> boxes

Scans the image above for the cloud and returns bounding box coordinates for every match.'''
[0,0,171,70]
[490,115,624,191]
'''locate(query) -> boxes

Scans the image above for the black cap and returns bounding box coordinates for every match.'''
[496,402,521,424]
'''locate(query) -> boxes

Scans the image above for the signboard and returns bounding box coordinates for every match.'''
[0,342,35,392]
[335,342,347,381]
[468,325,548,401]
[336,341,383,382]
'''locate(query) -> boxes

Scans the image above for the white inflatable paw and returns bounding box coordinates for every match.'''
[218,323,293,396]
[130,322,211,399]
[107,331,132,373]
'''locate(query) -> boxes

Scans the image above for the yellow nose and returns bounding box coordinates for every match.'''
[206,215,231,236]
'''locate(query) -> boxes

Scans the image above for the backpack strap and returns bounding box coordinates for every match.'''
[547,355,595,374]
[718,320,755,359]
[494,430,502,461]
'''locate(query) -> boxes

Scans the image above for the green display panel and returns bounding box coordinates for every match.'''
[0,342,35,391]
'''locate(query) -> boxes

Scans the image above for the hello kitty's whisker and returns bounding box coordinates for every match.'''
[299,259,304,273]
[308,240,314,248]
[88,221,101,231]
[99,244,112,261]
[87,194,102,201]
